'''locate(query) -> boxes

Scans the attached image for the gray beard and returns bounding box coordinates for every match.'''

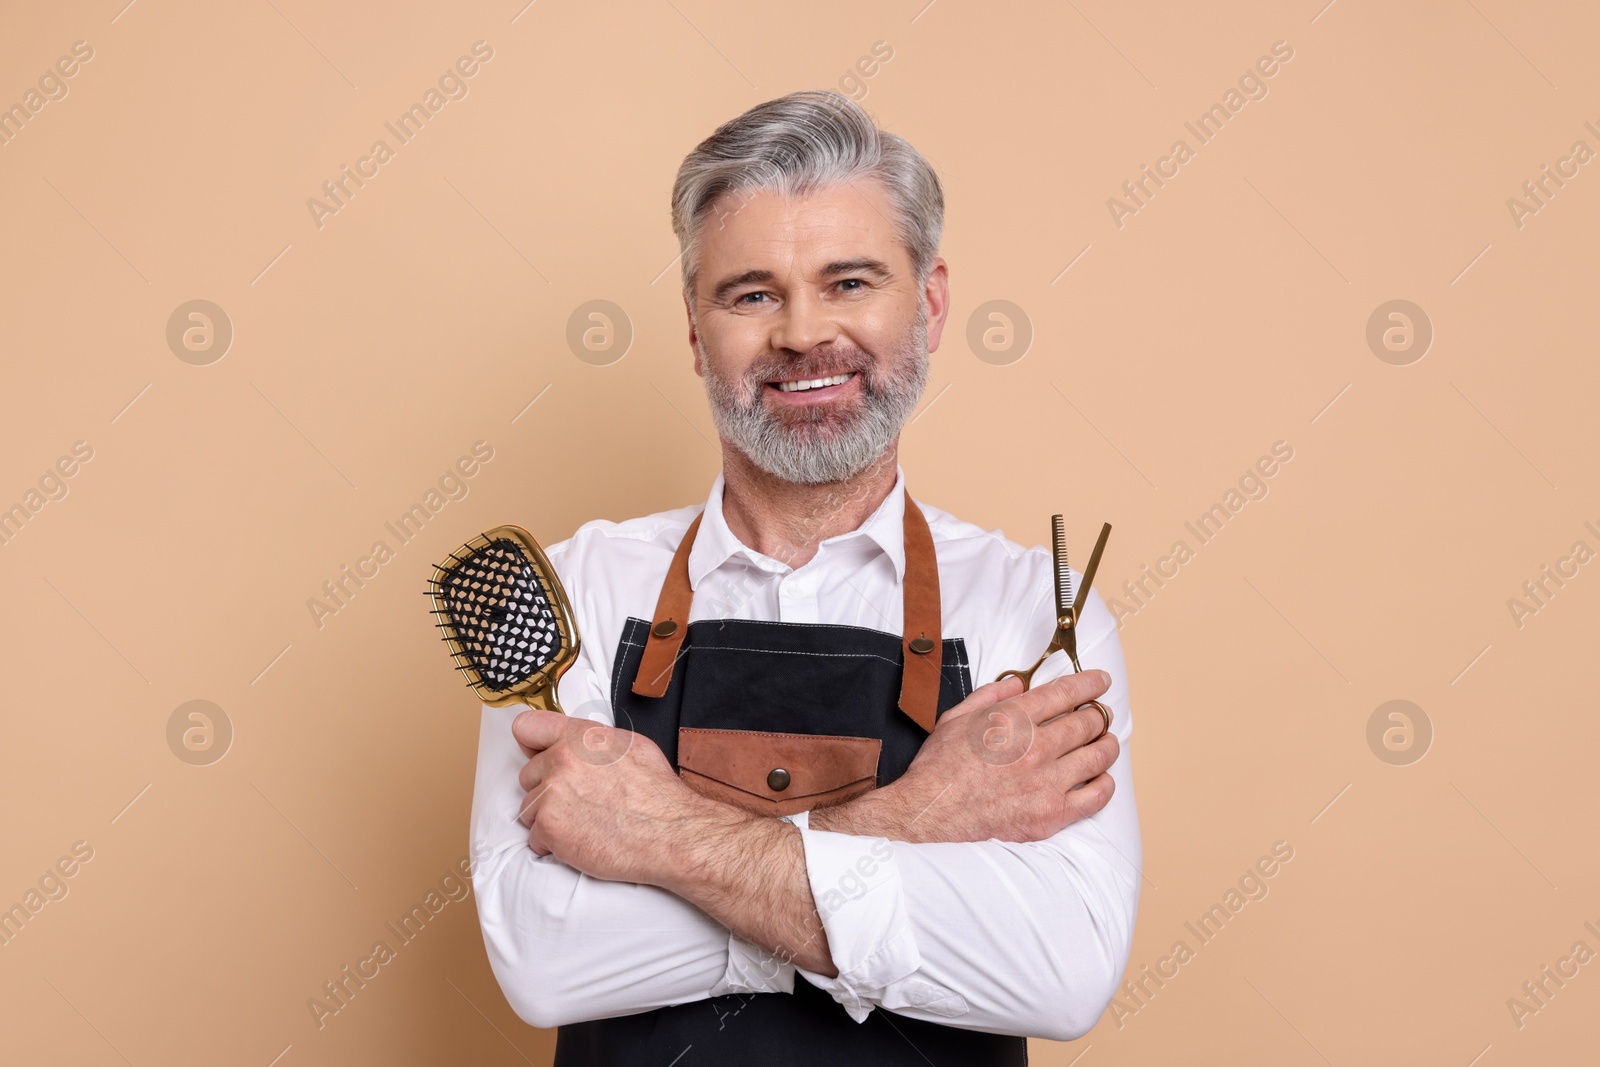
[700,310,929,485]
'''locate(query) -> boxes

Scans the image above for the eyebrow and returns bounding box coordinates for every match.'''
[707,258,895,305]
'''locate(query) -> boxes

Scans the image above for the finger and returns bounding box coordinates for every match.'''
[1060,772,1115,823]
[512,709,566,754]
[1055,731,1120,790]
[517,749,548,795]
[1020,669,1112,727]
[1044,698,1115,754]
[527,819,553,856]
[518,782,548,829]
[1037,704,1100,759]
[940,673,1025,724]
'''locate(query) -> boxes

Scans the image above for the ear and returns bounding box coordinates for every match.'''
[921,257,951,354]
[686,295,704,377]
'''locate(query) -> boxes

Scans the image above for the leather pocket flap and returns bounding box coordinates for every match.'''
[677,728,881,815]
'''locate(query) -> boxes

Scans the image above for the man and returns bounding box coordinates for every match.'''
[470,89,1140,1065]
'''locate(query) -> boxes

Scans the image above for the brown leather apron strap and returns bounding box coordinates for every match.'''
[631,511,702,698]
[630,489,943,732]
[896,492,941,735]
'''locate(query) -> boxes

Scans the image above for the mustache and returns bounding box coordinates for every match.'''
[746,349,878,387]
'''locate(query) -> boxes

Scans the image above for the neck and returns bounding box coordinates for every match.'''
[718,442,900,570]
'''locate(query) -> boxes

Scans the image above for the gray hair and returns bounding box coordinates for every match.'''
[670,90,944,305]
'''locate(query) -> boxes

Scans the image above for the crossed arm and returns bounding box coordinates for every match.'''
[469,632,1139,1038]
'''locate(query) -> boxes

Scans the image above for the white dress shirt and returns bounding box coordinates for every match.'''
[469,465,1141,1041]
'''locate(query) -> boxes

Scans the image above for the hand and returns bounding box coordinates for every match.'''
[817,671,1118,844]
[512,710,725,884]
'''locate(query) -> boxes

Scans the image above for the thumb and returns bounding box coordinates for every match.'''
[938,673,1025,724]
[512,708,566,755]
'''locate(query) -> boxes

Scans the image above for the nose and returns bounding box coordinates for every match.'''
[769,287,839,356]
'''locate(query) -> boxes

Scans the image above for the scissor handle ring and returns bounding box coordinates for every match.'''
[1081,699,1112,743]
[995,647,1052,691]
[995,667,1032,689]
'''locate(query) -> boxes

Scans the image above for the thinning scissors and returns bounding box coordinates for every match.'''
[997,516,1114,739]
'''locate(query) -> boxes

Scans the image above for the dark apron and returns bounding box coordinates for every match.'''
[553,490,1028,1066]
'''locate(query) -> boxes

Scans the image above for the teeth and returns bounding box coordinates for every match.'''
[776,372,854,393]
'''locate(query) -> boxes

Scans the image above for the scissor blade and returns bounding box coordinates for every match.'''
[1051,514,1073,617]
[1072,522,1113,618]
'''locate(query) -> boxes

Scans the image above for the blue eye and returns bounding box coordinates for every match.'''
[736,292,769,305]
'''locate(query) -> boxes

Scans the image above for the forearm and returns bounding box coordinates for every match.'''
[473,710,768,1023]
[474,703,798,1027]
[647,799,837,976]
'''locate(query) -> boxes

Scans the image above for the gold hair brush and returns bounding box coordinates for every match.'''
[426,525,579,712]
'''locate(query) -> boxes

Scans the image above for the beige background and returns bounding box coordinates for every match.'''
[2,0,1596,1063]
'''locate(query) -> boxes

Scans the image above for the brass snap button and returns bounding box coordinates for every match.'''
[766,767,791,791]
[908,636,935,654]
[651,619,678,638]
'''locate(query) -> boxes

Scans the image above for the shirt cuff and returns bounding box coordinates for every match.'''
[712,934,796,996]
[791,823,921,1022]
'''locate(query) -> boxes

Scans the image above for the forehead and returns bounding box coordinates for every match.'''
[695,181,907,282]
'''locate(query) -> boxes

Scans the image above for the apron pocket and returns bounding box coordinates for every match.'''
[677,728,881,817]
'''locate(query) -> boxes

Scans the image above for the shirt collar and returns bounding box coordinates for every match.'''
[688,465,909,589]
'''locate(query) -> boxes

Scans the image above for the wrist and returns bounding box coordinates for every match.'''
[811,786,917,842]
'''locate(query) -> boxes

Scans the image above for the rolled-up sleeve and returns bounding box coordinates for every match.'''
[793,589,1140,1040]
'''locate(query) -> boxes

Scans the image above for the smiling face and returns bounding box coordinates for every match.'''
[686,180,949,485]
